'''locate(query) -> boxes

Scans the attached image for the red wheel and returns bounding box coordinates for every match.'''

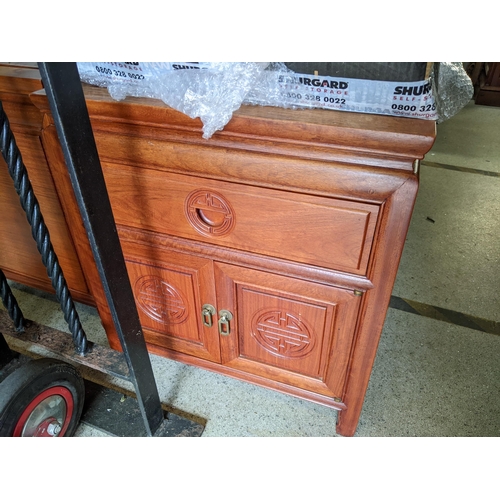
[0,358,84,437]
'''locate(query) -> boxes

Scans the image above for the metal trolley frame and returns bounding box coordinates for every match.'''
[0,62,203,437]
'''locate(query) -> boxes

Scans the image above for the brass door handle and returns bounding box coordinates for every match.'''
[202,304,216,327]
[218,310,233,336]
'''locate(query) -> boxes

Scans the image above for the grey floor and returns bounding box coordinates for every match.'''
[3,101,500,437]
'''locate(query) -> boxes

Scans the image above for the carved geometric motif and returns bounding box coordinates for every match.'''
[251,309,315,358]
[185,189,235,237]
[135,275,188,325]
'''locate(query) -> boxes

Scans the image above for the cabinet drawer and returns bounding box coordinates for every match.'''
[103,164,379,275]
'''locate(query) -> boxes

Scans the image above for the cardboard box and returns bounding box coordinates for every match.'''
[284,62,433,82]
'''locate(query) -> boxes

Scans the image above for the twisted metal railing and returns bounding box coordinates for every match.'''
[0,268,25,332]
[0,100,90,355]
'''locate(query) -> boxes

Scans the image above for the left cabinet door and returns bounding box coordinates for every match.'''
[119,233,221,363]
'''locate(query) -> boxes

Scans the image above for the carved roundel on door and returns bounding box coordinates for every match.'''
[135,275,188,325]
[185,189,235,237]
[251,309,316,359]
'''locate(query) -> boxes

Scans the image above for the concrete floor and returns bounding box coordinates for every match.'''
[2,101,500,438]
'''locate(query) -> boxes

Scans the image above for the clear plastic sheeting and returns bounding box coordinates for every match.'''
[77,62,269,138]
[243,62,294,107]
[147,62,269,138]
[429,62,474,123]
[77,62,473,138]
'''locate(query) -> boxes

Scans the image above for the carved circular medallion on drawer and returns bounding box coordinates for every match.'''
[185,189,235,237]
[135,275,188,324]
[251,310,316,358]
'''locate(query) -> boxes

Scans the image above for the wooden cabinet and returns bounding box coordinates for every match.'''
[31,84,436,436]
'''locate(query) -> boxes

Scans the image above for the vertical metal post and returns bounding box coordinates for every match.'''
[38,62,164,436]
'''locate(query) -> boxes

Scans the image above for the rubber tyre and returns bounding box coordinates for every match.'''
[0,358,85,437]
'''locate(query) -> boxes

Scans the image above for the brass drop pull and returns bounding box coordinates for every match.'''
[218,310,233,336]
[202,304,216,327]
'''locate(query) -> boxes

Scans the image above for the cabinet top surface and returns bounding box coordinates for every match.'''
[77,84,436,138]
[31,82,436,169]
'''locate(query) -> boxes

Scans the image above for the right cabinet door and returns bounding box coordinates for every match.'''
[214,262,363,399]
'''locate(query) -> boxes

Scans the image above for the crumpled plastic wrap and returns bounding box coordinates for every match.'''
[147,62,269,138]
[78,62,473,138]
[243,62,295,108]
[78,62,269,138]
[429,62,474,123]
[245,62,474,123]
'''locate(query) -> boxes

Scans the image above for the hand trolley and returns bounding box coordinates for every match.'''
[0,62,204,437]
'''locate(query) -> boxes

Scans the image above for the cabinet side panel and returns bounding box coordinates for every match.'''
[337,176,419,436]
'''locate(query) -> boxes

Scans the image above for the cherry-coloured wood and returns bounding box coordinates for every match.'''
[0,66,42,95]
[117,226,376,292]
[101,163,379,275]
[214,261,362,398]
[30,81,436,436]
[32,84,435,171]
[118,232,221,363]
[335,175,420,436]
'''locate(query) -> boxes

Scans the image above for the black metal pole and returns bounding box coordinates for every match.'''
[38,62,164,436]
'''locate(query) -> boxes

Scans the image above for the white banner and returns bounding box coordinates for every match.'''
[77,62,213,86]
[76,63,438,122]
[248,71,438,120]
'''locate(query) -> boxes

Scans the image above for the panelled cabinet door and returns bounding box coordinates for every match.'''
[214,262,363,399]
[119,235,221,363]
